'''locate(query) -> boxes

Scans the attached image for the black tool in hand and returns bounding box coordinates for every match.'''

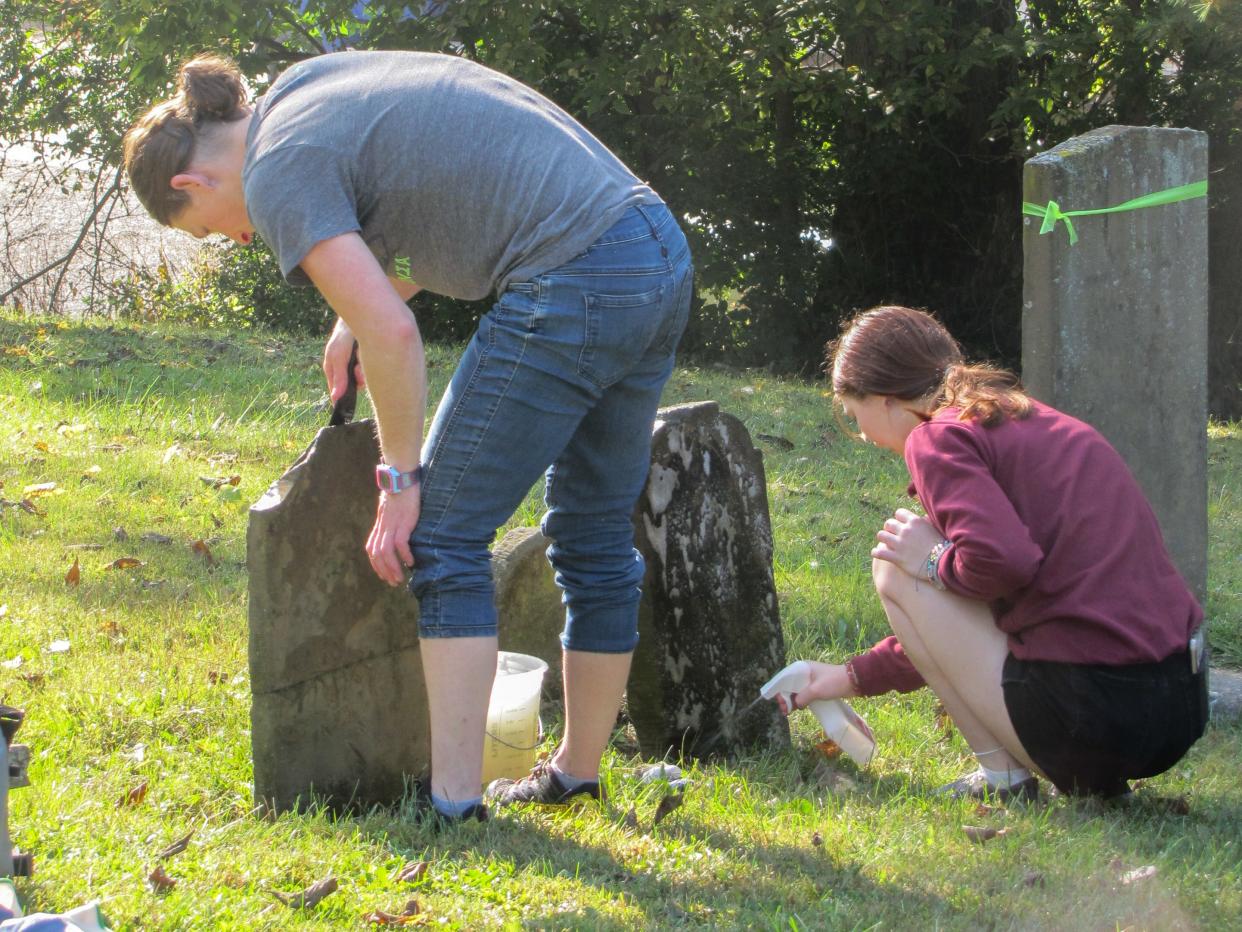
[328,341,360,427]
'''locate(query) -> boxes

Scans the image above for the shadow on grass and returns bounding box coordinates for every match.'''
[335,766,957,930]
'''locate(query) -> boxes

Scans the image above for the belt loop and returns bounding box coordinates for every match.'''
[635,203,670,262]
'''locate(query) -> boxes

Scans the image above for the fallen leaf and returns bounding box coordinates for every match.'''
[100,620,124,638]
[392,861,428,884]
[934,701,954,736]
[141,532,172,545]
[58,423,88,436]
[148,864,177,893]
[33,441,49,453]
[652,792,684,827]
[100,443,126,453]
[105,557,144,571]
[157,830,195,860]
[119,781,149,808]
[2,657,22,669]
[19,672,46,686]
[1121,865,1158,885]
[162,443,183,464]
[963,825,1007,844]
[815,738,843,760]
[621,806,640,831]
[974,803,1000,818]
[207,670,224,685]
[18,499,44,516]
[198,475,242,488]
[210,513,224,529]
[756,433,795,451]
[46,639,71,654]
[65,558,80,586]
[364,900,422,925]
[66,543,105,551]
[363,899,422,926]
[81,465,102,481]
[23,482,58,497]
[191,540,216,565]
[273,877,338,909]
[1022,871,1045,888]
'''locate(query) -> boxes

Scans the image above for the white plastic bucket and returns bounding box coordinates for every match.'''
[481,651,548,785]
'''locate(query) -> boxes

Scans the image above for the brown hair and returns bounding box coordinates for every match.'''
[827,305,1031,427]
[122,54,249,226]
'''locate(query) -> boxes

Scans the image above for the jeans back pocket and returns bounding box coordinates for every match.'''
[578,282,667,387]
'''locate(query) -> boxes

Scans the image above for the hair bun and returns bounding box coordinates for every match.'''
[177,54,247,122]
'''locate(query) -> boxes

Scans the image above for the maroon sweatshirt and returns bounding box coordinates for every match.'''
[849,401,1202,697]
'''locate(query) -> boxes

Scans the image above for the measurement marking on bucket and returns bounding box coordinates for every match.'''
[482,652,548,785]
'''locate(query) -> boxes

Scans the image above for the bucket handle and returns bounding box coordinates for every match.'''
[485,717,545,752]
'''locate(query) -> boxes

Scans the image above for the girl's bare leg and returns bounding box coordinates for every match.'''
[872,558,1039,775]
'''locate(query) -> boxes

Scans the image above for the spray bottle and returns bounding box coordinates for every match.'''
[760,661,876,765]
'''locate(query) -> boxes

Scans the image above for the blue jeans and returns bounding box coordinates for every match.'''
[411,202,692,653]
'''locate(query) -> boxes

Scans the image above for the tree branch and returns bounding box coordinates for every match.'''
[0,162,124,308]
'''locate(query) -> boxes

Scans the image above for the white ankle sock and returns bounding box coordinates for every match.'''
[550,760,596,790]
[980,763,1032,789]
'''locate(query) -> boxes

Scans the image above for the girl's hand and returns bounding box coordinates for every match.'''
[872,508,945,578]
[323,318,366,403]
[775,662,855,715]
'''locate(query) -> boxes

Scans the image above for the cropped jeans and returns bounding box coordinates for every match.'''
[410,202,693,653]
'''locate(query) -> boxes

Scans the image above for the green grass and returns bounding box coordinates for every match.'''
[1,315,1240,930]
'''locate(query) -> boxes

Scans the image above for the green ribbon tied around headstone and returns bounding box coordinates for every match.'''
[1022,180,1208,246]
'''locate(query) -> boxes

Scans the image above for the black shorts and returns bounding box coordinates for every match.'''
[1001,648,1208,798]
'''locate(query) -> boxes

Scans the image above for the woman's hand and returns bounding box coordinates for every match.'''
[367,488,420,586]
[323,317,366,403]
[872,508,945,579]
[775,661,856,715]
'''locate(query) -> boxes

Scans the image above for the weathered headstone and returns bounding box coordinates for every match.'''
[1022,125,1209,600]
[248,419,430,812]
[627,401,789,758]
[493,525,565,699]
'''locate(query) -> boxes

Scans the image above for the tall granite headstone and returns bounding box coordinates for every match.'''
[627,401,789,758]
[1022,125,1209,599]
[248,419,430,811]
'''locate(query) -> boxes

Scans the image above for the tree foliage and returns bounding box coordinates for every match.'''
[3,1,1240,372]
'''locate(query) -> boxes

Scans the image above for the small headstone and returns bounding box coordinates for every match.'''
[1022,125,1209,599]
[1210,667,1242,722]
[247,419,430,812]
[627,401,789,758]
[493,526,565,699]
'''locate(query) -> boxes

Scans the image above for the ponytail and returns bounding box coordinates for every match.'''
[941,362,1031,427]
[123,54,249,226]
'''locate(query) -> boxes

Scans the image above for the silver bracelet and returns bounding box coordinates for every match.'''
[924,539,950,591]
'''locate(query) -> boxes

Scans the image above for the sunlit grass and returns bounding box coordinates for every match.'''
[1,315,1239,929]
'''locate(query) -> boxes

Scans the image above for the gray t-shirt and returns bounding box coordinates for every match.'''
[242,50,660,299]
